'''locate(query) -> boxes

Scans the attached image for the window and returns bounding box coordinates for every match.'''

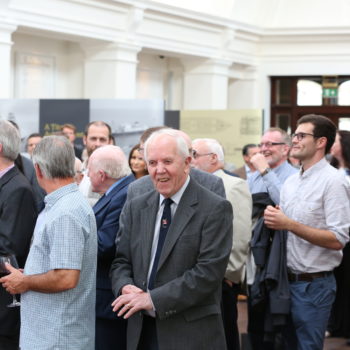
[338,80,350,106]
[297,80,322,106]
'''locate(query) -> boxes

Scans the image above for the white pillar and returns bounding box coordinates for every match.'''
[0,21,17,98]
[182,58,232,110]
[228,66,259,109]
[82,43,141,98]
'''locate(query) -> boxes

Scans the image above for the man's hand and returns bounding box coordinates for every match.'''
[121,284,143,295]
[264,205,291,230]
[112,291,153,319]
[250,153,269,173]
[0,263,27,294]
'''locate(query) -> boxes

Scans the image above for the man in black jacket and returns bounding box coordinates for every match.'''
[0,121,37,350]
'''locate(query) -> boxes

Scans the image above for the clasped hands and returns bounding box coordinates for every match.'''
[112,284,153,319]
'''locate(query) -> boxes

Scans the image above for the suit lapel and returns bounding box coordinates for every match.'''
[157,179,198,270]
[140,192,159,271]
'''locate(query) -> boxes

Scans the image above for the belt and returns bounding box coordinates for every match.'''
[287,271,332,282]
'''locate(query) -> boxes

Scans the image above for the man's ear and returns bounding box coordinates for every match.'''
[34,163,43,179]
[83,135,87,146]
[316,136,328,150]
[210,153,218,165]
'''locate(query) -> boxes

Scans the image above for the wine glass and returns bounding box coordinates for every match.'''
[0,254,21,307]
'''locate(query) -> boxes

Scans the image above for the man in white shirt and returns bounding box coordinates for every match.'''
[264,114,350,350]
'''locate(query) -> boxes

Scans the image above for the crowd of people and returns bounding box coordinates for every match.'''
[0,114,349,350]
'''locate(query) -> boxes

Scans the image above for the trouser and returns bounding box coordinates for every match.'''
[221,281,240,350]
[0,334,19,350]
[283,273,336,350]
[137,315,158,350]
[247,285,276,350]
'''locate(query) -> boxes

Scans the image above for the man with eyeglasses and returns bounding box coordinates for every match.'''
[264,114,350,350]
[248,127,297,204]
[247,127,297,350]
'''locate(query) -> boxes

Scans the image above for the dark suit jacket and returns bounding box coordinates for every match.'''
[21,156,46,211]
[111,178,233,350]
[0,166,37,337]
[93,174,134,320]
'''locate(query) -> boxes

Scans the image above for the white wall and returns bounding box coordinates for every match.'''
[2,0,350,121]
[12,33,83,98]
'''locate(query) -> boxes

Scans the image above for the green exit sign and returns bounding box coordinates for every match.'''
[323,88,338,98]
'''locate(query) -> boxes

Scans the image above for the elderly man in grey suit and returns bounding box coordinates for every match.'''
[111,129,233,350]
[125,128,226,199]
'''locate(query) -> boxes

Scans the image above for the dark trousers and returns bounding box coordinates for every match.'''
[247,286,275,350]
[0,334,19,350]
[221,281,240,350]
[95,317,127,350]
[137,315,159,350]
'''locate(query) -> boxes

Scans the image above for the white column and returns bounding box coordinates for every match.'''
[228,65,259,109]
[82,43,141,98]
[0,21,17,98]
[181,58,232,110]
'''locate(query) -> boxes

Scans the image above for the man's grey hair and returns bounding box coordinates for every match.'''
[32,136,75,179]
[193,138,225,164]
[90,145,131,179]
[144,129,189,161]
[0,120,20,161]
[264,127,292,146]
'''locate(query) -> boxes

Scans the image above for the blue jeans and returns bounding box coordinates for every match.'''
[284,273,336,350]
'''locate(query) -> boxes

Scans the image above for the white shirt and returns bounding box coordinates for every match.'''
[281,158,350,273]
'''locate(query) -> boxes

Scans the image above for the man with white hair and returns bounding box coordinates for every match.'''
[110,129,233,350]
[88,145,134,350]
[192,137,252,350]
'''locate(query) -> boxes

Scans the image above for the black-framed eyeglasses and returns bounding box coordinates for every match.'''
[291,132,315,141]
[258,142,285,148]
[192,150,214,159]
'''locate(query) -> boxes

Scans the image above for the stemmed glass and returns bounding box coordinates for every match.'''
[0,254,21,307]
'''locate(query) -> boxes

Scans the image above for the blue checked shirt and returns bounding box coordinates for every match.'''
[20,183,97,350]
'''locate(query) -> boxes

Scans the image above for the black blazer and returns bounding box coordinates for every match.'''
[0,166,37,337]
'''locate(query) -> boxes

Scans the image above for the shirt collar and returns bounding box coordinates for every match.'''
[44,183,78,208]
[105,177,125,196]
[159,175,190,207]
[299,157,328,178]
[0,164,15,178]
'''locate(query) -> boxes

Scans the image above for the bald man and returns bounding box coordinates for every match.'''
[88,145,134,350]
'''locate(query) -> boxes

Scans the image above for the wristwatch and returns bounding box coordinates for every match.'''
[261,167,271,177]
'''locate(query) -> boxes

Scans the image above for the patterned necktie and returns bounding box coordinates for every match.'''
[148,198,173,290]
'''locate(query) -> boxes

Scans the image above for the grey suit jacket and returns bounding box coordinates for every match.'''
[111,178,232,350]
